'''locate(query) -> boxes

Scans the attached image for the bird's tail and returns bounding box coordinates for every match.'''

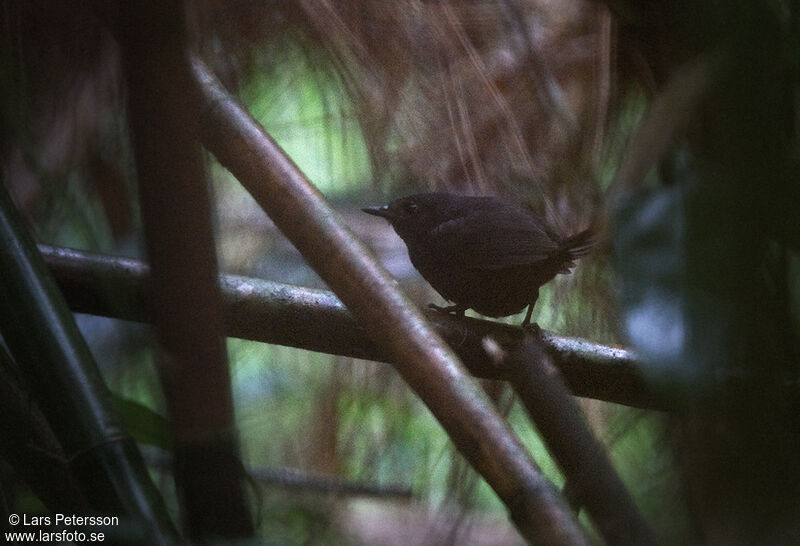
[561,228,594,259]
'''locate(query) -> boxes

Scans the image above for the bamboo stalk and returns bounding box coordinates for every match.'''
[0,184,177,545]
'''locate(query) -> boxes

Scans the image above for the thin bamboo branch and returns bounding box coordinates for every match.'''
[188,58,590,544]
[246,467,413,499]
[144,450,413,500]
[40,244,661,410]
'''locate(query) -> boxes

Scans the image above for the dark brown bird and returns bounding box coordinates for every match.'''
[363,193,593,325]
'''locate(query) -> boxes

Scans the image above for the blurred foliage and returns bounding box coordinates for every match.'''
[240,48,371,194]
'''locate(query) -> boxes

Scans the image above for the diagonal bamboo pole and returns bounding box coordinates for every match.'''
[188,58,590,545]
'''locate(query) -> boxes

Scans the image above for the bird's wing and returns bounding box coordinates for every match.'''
[426,207,560,270]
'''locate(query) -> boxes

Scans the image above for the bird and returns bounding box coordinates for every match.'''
[362,192,593,326]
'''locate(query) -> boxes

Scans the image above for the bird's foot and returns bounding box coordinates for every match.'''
[428,303,466,318]
[520,305,542,336]
[520,303,542,335]
[522,322,542,338]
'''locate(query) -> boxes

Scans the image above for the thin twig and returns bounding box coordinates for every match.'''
[143,449,413,500]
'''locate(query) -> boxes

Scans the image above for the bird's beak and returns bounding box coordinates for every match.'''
[361,205,391,218]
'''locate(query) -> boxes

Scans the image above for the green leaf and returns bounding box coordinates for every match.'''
[112,394,171,450]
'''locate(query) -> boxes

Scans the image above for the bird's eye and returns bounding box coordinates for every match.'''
[403,201,419,215]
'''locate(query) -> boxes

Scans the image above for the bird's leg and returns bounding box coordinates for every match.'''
[522,304,534,326]
[428,302,467,318]
[521,292,541,336]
